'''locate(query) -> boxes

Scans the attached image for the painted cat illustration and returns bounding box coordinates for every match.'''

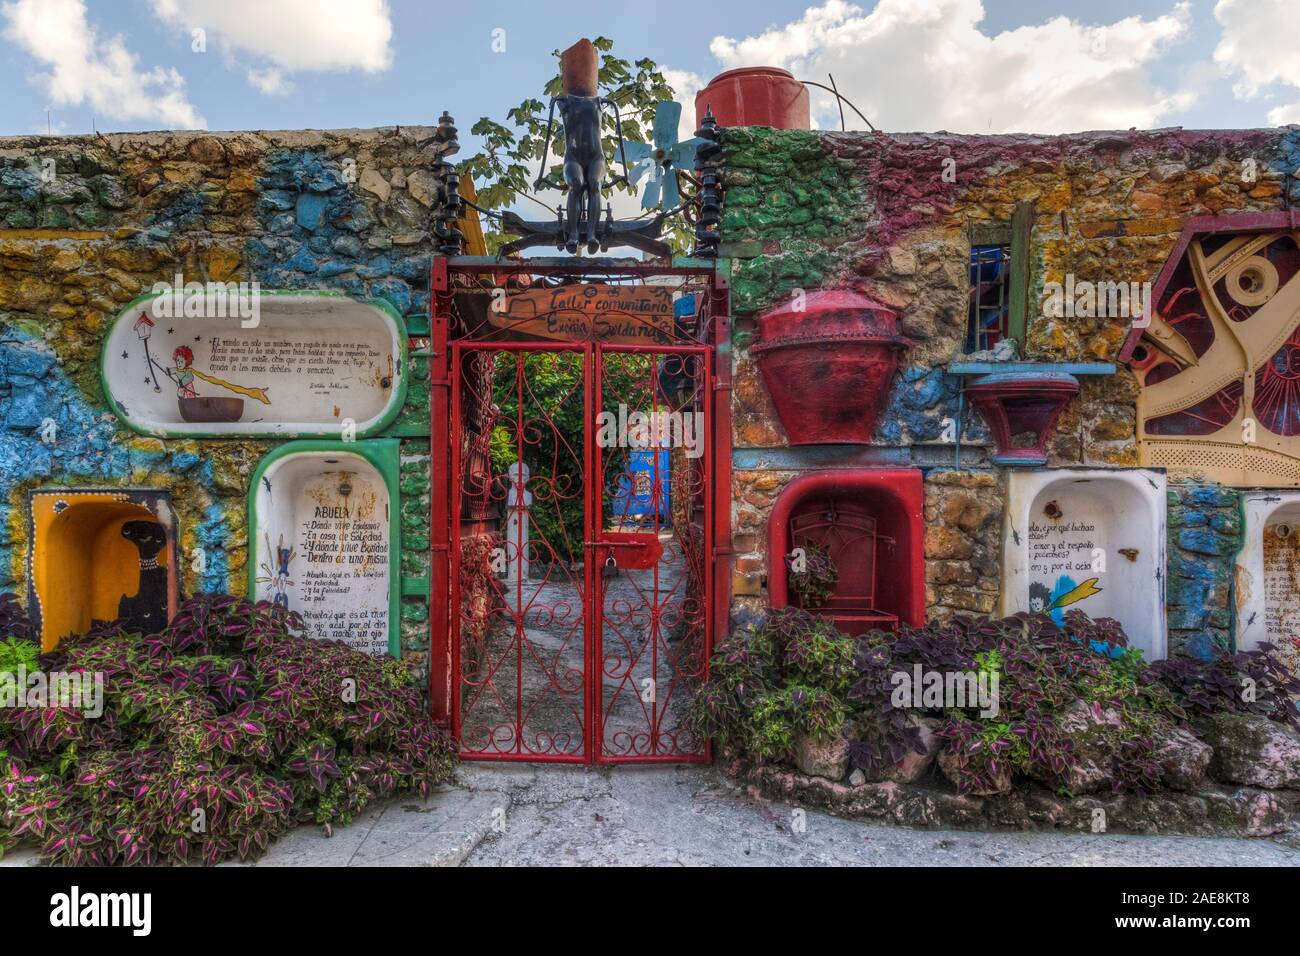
[117,519,169,635]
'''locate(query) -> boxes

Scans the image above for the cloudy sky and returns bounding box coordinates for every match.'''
[1,0,1298,142]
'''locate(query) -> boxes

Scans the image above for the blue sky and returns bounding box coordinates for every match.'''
[1,0,1298,142]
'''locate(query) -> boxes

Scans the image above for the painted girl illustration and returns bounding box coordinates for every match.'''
[1030,576,1103,625]
[256,533,296,609]
[147,343,272,407]
[170,346,199,398]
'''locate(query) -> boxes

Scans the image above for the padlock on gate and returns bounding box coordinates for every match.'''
[602,551,619,580]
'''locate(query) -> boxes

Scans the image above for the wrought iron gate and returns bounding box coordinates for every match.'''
[447,341,714,763]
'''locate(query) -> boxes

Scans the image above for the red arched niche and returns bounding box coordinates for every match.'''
[768,470,925,633]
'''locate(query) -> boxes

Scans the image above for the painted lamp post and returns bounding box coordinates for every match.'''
[504,461,532,584]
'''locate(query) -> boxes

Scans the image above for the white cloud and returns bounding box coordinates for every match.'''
[2,0,205,129]
[705,0,1193,135]
[151,0,393,94]
[660,67,707,140]
[1214,0,1300,127]
[1268,103,1300,126]
[247,66,292,96]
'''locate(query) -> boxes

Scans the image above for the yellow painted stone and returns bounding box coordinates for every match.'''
[207,246,242,281]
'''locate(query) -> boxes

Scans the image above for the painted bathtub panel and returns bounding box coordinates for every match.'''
[1235,492,1300,675]
[249,441,400,657]
[102,291,407,438]
[1002,468,1168,661]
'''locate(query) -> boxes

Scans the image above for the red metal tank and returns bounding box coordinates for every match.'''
[694,67,810,130]
[751,290,909,444]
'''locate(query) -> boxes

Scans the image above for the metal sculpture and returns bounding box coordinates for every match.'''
[1121,213,1300,486]
[489,39,678,259]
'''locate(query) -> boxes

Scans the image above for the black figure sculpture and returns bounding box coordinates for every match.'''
[487,38,670,260]
[117,519,169,635]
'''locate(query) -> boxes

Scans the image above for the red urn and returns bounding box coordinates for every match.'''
[751,290,910,444]
[695,67,811,130]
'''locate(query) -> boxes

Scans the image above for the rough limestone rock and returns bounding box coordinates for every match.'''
[1027,700,1120,793]
[1201,713,1300,790]
[794,732,848,781]
[937,747,1012,796]
[1151,724,1213,791]
[744,764,1298,837]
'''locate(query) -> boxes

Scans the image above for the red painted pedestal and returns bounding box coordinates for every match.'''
[965,371,1079,466]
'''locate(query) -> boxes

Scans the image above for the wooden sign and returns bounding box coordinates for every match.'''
[489,284,676,344]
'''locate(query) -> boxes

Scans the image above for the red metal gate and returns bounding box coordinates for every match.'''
[446,342,712,762]
[431,257,731,764]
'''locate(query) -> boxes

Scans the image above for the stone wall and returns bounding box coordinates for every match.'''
[923,470,1002,621]
[0,127,444,669]
[1166,481,1244,658]
[716,123,1300,640]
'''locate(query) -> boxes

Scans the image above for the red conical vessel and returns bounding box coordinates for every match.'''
[752,290,910,444]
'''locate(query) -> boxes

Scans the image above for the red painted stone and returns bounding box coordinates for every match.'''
[695,67,810,130]
[965,371,1079,466]
[751,290,909,444]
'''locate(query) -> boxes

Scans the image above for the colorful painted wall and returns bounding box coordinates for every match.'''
[0,127,445,669]
[716,123,1300,657]
[4,117,1300,670]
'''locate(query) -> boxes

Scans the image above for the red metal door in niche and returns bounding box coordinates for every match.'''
[448,341,713,763]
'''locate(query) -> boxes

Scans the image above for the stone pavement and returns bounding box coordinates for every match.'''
[4,763,1297,866]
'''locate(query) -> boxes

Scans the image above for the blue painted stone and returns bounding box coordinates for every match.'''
[261,189,297,212]
[283,246,319,273]
[372,278,411,314]
[1180,630,1220,661]
[317,260,354,278]
[331,236,363,258]
[5,388,46,429]
[295,192,329,231]
[393,256,426,281]
[356,257,392,279]
[1177,527,1222,556]
[3,341,56,379]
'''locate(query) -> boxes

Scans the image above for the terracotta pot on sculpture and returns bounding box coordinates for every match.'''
[177,396,245,423]
[560,39,599,96]
[751,290,910,444]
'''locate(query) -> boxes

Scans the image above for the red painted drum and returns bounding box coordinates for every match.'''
[752,290,910,444]
[695,67,810,130]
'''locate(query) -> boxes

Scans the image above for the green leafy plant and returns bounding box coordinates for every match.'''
[692,604,1300,798]
[688,608,855,761]
[0,637,38,676]
[0,593,456,866]
[787,542,839,608]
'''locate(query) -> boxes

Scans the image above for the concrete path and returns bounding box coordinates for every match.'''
[4,764,1297,866]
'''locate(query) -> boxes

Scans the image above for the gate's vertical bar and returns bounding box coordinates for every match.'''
[430,256,453,724]
[586,342,599,762]
[709,274,733,689]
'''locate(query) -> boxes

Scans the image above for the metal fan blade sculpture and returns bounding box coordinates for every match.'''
[621,100,705,212]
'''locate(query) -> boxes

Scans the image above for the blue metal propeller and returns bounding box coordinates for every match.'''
[620,101,705,211]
